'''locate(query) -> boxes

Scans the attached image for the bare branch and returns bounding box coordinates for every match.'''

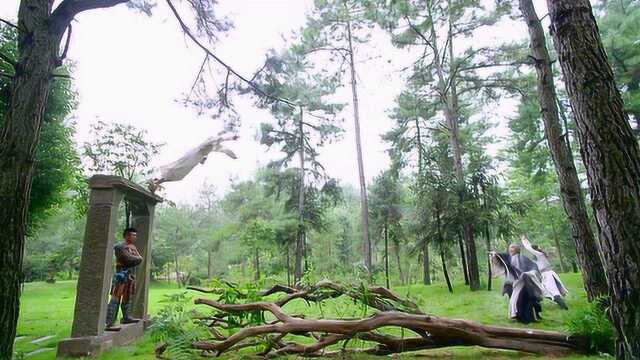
[186,55,209,101]
[164,0,297,108]
[404,16,436,55]
[0,18,18,30]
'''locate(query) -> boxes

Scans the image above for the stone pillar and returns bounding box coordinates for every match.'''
[70,188,123,337]
[131,203,156,320]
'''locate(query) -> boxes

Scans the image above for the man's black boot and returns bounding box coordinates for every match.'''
[105,298,121,330]
[120,300,140,324]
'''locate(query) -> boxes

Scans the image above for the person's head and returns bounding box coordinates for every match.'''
[508,243,521,256]
[123,227,138,243]
[532,244,546,256]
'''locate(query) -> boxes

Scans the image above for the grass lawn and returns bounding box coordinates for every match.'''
[13,273,609,359]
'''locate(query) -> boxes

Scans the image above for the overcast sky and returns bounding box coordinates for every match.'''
[1,1,538,205]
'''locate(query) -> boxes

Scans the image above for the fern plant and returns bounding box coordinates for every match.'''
[149,292,208,360]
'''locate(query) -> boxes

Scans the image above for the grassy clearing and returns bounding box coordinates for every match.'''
[14,273,608,359]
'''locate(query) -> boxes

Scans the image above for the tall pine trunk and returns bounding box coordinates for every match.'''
[394,239,404,285]
[254,248,260,281]
[422,237,431,285]
[440,251,454,294]
[295,108,305,286]
[436,212,453,293]
[384,223,390,289]
[426,5,480,291]
[448,4,480,291]
[519,0,607,299]
[484,224,492,291]
[344,9,371,279]
[286,244,291,287]
[546,0,640,357]
[415,117,430,286]
[478,182,492,291]
[457,232,469,285]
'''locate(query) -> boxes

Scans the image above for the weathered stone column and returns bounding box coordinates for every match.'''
[131,203,156,321]
[70,188,123,337]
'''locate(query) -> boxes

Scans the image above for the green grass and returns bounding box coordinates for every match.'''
[13,274,609,359]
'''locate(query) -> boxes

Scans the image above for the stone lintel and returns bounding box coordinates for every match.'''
[88,175,163,205]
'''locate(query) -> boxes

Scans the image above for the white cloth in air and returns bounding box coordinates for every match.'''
[522,239,568,299]
[152,134,237,184]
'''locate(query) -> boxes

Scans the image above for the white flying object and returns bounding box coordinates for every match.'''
[148,132,238,192]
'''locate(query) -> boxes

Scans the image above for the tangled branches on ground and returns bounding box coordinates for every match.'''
[156,280,586,358]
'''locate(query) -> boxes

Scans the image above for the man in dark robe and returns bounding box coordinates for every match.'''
[491,243,545,324]
[105,227,143,330]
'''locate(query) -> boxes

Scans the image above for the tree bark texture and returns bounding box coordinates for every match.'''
[546,0,640,357]
[0,0,128,356]
[521,0,608,299]
[0,2,67,356]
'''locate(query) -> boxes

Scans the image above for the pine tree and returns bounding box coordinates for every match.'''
[295,0,380,277]
[373,0,518,290]
[253,48,344,284]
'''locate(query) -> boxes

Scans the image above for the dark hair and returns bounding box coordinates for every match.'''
[123,227,138,238]
[532,244,547,257]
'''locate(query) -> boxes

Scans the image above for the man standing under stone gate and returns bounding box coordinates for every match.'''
[106,227,143,330]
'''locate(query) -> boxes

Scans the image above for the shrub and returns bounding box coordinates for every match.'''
[565,297,615,355]
[149,292,206,360]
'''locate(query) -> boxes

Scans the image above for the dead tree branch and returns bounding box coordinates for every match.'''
[191,299,585,356]
[0,18,18,30]
[158,281,588,358]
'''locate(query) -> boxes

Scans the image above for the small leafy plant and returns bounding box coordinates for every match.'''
[149,292,207,360]
[565,297,615,355]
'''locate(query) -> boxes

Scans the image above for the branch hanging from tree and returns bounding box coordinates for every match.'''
[0,17,18,30]
[164,0,297,108]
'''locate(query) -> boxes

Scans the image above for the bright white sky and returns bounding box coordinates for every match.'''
[1,1,545,205]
